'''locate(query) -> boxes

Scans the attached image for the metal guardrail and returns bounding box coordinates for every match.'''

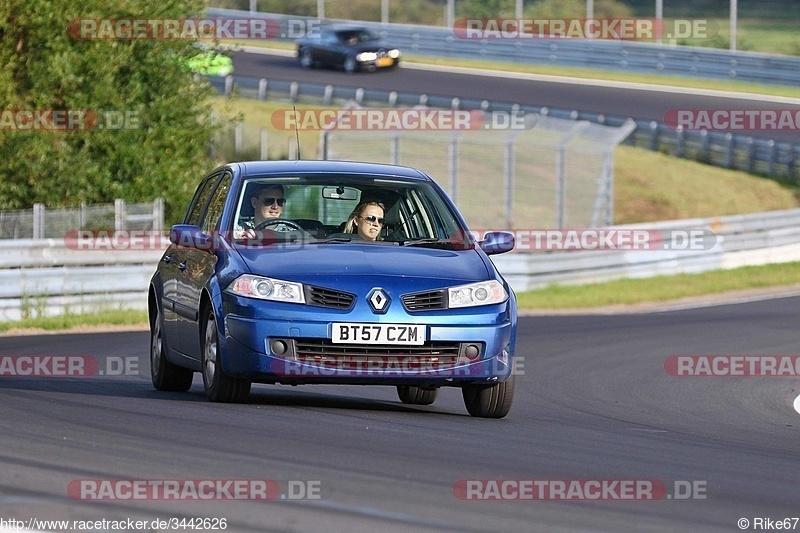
[211,75,800,181]
[207,8,800,87]
[4,209,800,320]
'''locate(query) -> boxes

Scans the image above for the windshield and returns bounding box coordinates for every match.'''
[337,29,379,44]
[230,174,471,249]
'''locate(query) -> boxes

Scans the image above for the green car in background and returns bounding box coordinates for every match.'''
[186,44,234,77]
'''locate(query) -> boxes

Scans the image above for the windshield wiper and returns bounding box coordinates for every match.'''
[312,237,354,244]
[400,238,454,247]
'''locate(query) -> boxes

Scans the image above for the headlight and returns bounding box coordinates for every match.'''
[388,49,401,59]
[226,275,305,304]
[357,52,377,62]
[448,280,508,308]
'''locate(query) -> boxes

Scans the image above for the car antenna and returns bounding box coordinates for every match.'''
[293,105,301,160]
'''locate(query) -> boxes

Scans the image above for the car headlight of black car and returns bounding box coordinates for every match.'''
[227,275,306,304]
[447,280,508,308]
[357,52,378,62]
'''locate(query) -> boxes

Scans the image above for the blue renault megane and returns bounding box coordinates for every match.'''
[149,160,517,417]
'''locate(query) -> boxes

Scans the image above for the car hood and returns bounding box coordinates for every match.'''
[235,243,489,283]
[349,40,395,53]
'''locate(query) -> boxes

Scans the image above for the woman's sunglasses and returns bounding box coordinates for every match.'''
[361,215,385,225]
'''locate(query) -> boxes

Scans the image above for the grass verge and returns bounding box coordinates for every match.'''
[515,262,800,309]
[0,310,148,334]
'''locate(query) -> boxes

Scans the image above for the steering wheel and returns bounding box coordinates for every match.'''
[254,218,304,232]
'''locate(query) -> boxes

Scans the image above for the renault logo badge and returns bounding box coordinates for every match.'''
[368,288,390,314]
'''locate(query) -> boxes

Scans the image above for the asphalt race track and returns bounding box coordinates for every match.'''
[233,50,800,143]
[1,296,799,532]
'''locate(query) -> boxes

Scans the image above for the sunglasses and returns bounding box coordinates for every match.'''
[261,197,286,207]
[361,215,385,225]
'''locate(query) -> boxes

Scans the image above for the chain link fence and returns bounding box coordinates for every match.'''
[0,199,164,240]
[321,113,635,229]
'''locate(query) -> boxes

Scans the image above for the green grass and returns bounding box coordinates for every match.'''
[516,262,800,309]
[0,309,148,334]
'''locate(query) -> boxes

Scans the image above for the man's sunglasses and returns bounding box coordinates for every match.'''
[361,215,385,225]
[261,197,286,207]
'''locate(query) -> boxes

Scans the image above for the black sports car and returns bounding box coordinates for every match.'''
[296,26,401,73]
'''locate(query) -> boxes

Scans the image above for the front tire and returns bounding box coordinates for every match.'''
[202,307,251,403]
[299,48,313,69]
[343,55,357,74]
[397,385,438,405]
[150,308,193,392]
[462,376,514,418]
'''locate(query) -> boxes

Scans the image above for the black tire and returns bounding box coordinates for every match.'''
[150,308,194,392]
[202,307,251,403]
[299,48,313,69]
[462,376,515,418]
[397,385,438,405]
[343,55,357,74]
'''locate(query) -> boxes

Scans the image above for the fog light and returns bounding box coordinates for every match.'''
[271,339,288,356]
[464,344,480,360]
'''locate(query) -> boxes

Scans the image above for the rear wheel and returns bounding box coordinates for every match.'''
[462,376,514,418]
[150,308,193,392]
[397,385,438,405]
[202,307,251,403]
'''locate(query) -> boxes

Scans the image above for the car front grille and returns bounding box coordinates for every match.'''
[292,339,460,368]
[402,290,447,311]
[306,286,355,310]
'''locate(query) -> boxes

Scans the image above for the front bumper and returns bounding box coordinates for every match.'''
[220,295,515,386]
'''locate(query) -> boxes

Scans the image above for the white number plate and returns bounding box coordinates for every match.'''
[332,323,426,345]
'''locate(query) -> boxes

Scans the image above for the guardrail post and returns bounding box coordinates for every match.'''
[676,126,685,158]
[235,122,243,154]
[115,199,125,231]
[319,130,328,160]
[790,145,798,182]
[289,137,297,160]
[419,94,428,106]
[323,85,333,105]
[249,0,257,12]
[289,82,298,103]
[504,140,514,229]
[451,97,460,110]
[388,91,397,107]
[768,140,776,177]
[390,134,400,165]
[746,137,756,173]
[153,198,164,233]
[700,130,710,162]
[258,79,268,101]
[649,121,659,151]
[224,75,234,96]
[449,135,458,203]
[355,88,364,105]
[80,202,86,230]
[260,128,269,160]
[33,203,44,239]
[725,133,734,168]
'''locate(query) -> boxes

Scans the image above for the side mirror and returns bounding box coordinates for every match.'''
[480,231,515,256]
[169,224,212,250]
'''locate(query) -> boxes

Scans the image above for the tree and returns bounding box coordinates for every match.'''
[0,0,221,223]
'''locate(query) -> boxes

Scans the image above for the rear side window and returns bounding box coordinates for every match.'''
[201,173,232,234]
[184,175,219,226]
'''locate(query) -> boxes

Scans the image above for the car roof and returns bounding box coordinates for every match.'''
[231,160,431,182]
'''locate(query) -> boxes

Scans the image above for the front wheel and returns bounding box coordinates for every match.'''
[343,55,357,74]
[150,307,193,392]
[462,376,514,418]
[397,385,438,405]
[202,307,251,403]
[299,48,313,69]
